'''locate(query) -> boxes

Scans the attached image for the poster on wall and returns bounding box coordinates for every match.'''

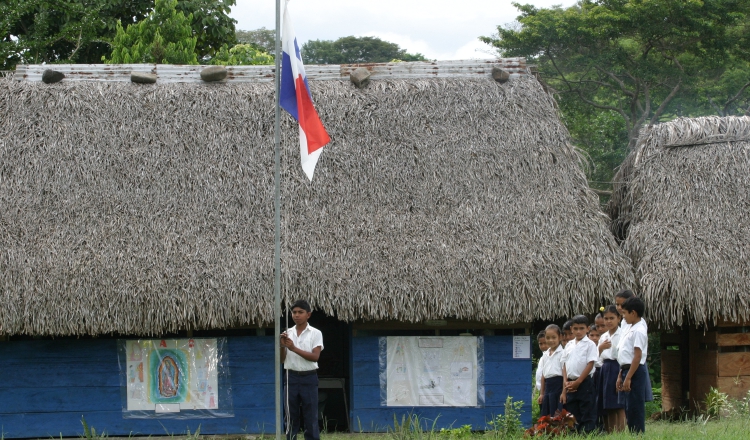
[118,338,233,419]
[379,336,484,407]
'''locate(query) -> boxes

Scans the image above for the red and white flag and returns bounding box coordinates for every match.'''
[279,0,331,181]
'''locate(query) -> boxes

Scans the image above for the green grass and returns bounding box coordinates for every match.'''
[318,416,750,440]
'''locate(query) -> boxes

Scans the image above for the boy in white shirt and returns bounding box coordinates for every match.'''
[561,315,598,433]
[281,300,324,440]
[616,297,648,433]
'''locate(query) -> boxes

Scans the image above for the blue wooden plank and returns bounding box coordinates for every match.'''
[0,382,277,414]
[0,336,281,437]
[0,409,277,438]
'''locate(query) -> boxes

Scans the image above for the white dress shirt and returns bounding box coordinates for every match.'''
[540,344,564,379]
[536,364,543,391]
[562,336,598,379]
[617,318,647,366]
[599,327,621,362]
[283,323,324,371]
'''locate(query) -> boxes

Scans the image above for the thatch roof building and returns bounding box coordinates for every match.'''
[609,115,750,327]
[0,63,633,336]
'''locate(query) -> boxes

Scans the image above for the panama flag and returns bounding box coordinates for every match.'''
[280,0,331,181]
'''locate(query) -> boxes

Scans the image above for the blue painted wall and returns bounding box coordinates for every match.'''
[0,337,276,438]
[350,336,531,432]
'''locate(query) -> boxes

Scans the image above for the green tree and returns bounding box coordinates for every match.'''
[175,0,236,60]
[1,0,236,70]
[0,0,152,69]
[236,27,276,55]
[104,0,197,64]
[301,36,427,64]
[481,0,750,191]
[209,43,273,65]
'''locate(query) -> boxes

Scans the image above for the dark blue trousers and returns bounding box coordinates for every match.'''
[564,376,596,434]
[285,372,320,440]
[618,365,647,433]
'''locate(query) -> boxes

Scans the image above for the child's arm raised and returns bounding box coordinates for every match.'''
[598,338,611,355]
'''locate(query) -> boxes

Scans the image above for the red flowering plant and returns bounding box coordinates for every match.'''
[524,409,576,437]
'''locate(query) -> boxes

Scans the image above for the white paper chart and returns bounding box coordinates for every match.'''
[512,335,531,359]
[386,336,479,407]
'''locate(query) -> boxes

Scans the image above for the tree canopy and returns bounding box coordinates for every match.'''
[1,0,236,69]
[301,36,428,64]
[481,0,750,195]
[236,27,276,55]
[104,0,197,64]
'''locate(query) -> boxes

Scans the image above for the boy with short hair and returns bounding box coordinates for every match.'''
[280,300,324,440]
[561,315,598,433]
[616,297,648,433]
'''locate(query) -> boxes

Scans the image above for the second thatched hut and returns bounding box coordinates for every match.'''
[610,115,750,412]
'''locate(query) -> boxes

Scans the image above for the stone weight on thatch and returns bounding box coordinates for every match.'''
[492,67,510,83]
[41,70,64,84]
[131,72,157,84]
[200,66,227,82]
[350,67,371,88]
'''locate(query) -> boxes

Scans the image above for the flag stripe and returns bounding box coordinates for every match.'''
[295,76,330,153]
[279,0,330,180]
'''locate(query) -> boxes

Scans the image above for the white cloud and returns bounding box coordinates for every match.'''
[231,0,577,61]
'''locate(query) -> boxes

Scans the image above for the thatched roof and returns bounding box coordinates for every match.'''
[609,116,750,327]
[0,65,633,336]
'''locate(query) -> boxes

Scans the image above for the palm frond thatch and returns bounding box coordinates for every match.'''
[0,74,633,336]
[609,116,750,326]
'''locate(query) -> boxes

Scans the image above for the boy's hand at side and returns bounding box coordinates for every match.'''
[537,395,543,405]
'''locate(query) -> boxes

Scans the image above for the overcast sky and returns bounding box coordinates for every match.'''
[231,1,579,60]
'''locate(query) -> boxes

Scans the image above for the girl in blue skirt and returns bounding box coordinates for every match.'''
[598,305,625,432]
[538,324,565,417]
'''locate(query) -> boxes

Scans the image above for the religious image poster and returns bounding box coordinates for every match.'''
[380,336,484,407]
[118,338,233,419]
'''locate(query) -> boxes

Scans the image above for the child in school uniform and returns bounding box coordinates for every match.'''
[561,315,598,433]
[588,323,602,429]
[535,330,548,411]
[616,297,648,433]
[615,289,653,403]
[538,324,564,417]
[598,305,625,432]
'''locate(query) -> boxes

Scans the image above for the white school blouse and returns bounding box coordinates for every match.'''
[598,327,621,362]
[617,319,647,366]
[561,336,598,379]
[540,344,564,379]
[283,324,324,371]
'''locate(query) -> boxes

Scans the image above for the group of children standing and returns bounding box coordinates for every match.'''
[534,289,650,434]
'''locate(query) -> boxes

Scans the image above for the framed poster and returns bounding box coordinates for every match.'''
[119,338,233,418]
[380,336,484,407]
